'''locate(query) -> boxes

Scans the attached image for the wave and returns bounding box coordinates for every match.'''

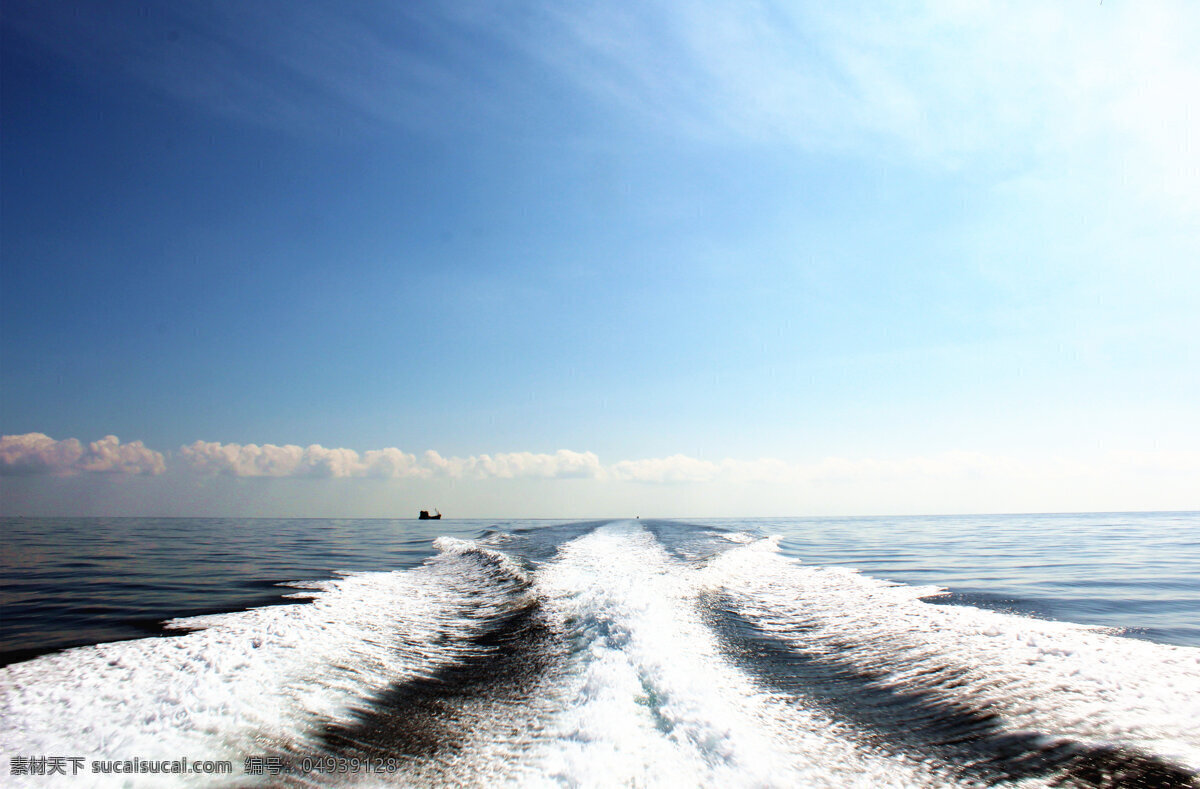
[2,521,1197,787]
[0,538,532,785]
[700,533,1200,786]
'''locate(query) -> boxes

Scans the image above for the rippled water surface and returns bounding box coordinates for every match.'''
[4,512,1196,660]
[1,513,1197,787]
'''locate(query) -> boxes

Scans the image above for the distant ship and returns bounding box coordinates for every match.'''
[418,509,442,520]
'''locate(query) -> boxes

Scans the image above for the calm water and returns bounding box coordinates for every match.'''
[3,512,1197,662]
[2,514,1198,787]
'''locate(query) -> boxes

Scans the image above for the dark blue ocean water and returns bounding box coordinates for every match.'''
[2,512,1197,665]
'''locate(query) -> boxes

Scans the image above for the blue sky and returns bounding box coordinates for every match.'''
[2,0,1198,516]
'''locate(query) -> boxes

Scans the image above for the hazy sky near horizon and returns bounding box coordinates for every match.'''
[2,0,1198,517]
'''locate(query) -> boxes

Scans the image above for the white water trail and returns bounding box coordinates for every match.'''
[0,541,528,787]
[514,521,959,788]
[702,534,1200,776]
[4,522,1197,787]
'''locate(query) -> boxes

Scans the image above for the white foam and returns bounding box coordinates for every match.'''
[703,536,1200,774]
[516,522,960,788]
[4,525,1196,787]
[0,544,529,787]
[432,535,531,584]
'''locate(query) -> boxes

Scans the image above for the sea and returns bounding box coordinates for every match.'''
[0,512,1198,787]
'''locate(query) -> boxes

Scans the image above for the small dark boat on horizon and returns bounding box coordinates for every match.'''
[418,509,442,520]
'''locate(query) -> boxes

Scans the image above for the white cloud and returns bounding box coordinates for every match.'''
[0,433,165,476]
[607,449,1200,491]
[609,454,721,484]
[0,433,83,476]
[77,435,169,475]
[6,434,1196,516]
[178,442,602,481]
[360,447,425,479]
[9,433,1195,495]
[419,449,599,480]
[176,441,422,479]
[179,441,302,477]
[420,449,604,480]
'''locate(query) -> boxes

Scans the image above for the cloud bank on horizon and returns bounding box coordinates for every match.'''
[4,433,1197,504]
[176,439,603,481]
[0,434,166,477]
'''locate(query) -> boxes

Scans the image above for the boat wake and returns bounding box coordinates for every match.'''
[2,520,1198,787]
